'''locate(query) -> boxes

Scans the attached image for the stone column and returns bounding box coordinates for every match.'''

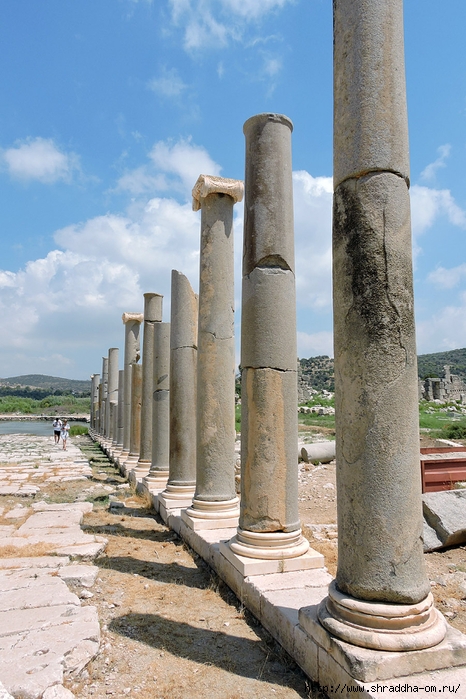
[104,348,119,447]
[118,312,143,466]
[99,357,108,440]
[222,113,316,576]
[111,370,125,460]
[123,363,142,473]
[90,374,100,433]
[134,293,163,476]
[143,322,171,490]
[183,175,243,530]
[311,0,445,651]
[158,271,198,514]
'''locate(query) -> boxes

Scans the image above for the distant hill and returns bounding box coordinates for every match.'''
[298,348,466,392]
[417,348,466,382]
[0,374,91,394]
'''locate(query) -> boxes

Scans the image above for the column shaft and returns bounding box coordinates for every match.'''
[121,313,143,459]
[106,348,119,442]
[144,322,170,486]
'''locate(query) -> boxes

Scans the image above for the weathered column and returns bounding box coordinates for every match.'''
[90,374,100,433]
[96,381,103,436]
[104,348,119,446]
[312,0,446,651]
[134,293,163,476]
[183,175,243,530]
[158,271,198,514]
[118,312,143,466]
[123,362,142,473]
[110,370,125,459]
[143,322,171,490]
[100,356,108,440]
[223,113,314,575]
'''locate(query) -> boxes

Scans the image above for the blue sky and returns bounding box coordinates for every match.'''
[1,0,465,380]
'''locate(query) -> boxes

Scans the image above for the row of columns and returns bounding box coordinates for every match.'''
[89,4,449,659]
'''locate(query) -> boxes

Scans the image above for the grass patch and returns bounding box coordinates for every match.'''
[70,424,88,436]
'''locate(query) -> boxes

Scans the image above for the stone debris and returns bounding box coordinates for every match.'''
[423,489,466,550]
[0,435,106,698]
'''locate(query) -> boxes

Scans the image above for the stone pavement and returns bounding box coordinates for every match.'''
[0,435,107,699]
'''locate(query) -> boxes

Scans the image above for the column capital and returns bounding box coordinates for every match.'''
[192,174,244,211]
[122,312,144,324]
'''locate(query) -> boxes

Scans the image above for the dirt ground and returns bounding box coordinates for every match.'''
[2,430,465,698]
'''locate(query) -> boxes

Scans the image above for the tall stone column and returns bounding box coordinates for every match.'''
[104,348,119,446]
[183,175,243,530]
[110,370,125,460]
[123,362,142,473]
[134,293,163,476]
[100,356,108,440]
[118,312,143,466]
[312,0,445,651]
[222,113,318,576]
[158,271,198,514]
[143,322,171,490]
[90,374,100,432]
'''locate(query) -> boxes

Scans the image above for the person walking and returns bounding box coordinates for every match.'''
[53,417,62,444]
[61,419,70,450]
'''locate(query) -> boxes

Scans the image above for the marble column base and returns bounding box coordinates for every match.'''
[157,483,195,511]
[317,580,447,652]
[219,528,322,576]
[182,497,240,531]
[142,471,169,490]
[132,460,151,475]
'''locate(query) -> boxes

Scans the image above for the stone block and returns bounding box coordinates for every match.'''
[58,565,99,588]
[0,557,70,570]
[423,489,466,547]
[423,519,444,552]
[248,568,332,592]
[218,540,324,577]
[42,685,75,699]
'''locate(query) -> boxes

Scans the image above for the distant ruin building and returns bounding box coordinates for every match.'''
[420,365,466,402]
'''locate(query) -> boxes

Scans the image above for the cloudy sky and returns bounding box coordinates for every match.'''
[1,0,466,380]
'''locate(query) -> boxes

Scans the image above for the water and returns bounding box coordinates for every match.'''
[0,421,88,436]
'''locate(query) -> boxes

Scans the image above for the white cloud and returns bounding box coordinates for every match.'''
[410,184,466,241]
[168,0,294,52]
[428,264,466,290]
[1,137,80,183]
[420,144,451,182]
[416,294,466,354]
[116,136,221,198]
[147,67,187,98]
[293,171,333,311]
[297,331,333,359]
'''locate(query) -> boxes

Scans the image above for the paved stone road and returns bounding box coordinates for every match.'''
[0,436,107,699]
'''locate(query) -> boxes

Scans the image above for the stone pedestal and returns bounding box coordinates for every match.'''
[182,174,243,532]
[119,312,143,465]
[300,0,448,655]
[223,113,311,573]
[143,322,170,493]
[134,293,163,477]
[158,271,197,513]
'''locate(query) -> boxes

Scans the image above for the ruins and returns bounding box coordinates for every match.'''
[87,0,466,694]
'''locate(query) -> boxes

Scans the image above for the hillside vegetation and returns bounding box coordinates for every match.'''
[0,374,91,396]
[299,347,466,390]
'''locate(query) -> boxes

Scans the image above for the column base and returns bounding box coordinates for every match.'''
[317,580,447,652]
[219,528,323,576]
[157,483,195,510]
[142,471,169,490]
[182,497,240,531]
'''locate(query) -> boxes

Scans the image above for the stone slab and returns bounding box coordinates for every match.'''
[31,502,93,513]
[58,565,99,588]
[423,519,444,552]
[0,556,70,570]
[423,489,466,547]
[0,681,14,699]
[218,540,324,576]
[55,542,107,560]
[42,686,75,699]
